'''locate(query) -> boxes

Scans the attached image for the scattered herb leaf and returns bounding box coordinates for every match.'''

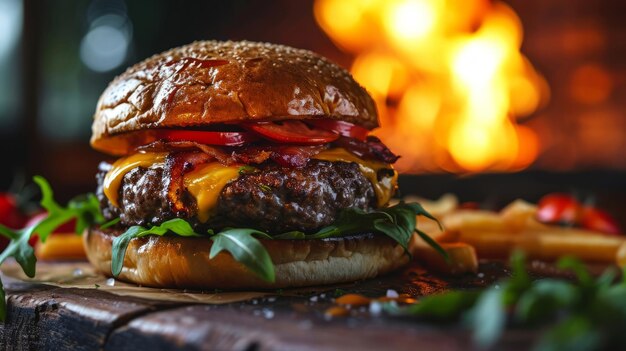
[258,184,272,192]
[384,252,626,351]
[0,176,107,321]
[238,165,258,175]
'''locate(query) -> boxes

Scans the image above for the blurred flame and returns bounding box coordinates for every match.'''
[315,0,549,173]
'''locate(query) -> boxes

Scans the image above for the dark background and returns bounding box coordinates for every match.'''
[1,0,350,198]
[1,0,625,218]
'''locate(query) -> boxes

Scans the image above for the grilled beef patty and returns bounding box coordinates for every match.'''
[96,159,376,233]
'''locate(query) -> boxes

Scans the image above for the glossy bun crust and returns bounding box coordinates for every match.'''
[91,41,378,155]
[84,226,410,289]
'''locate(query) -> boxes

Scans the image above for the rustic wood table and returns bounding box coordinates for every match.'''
[0,260,541,351]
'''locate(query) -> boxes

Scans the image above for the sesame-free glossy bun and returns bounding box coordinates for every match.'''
[84,226,410,289]
[91,41,378,156]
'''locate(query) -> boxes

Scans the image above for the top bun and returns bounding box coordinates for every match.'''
[91,41,378,155]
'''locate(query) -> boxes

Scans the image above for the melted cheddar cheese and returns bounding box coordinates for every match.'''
[102,147,397,223]
[183,163,240,222]
[103,152,167,207]
[313,148,398,207]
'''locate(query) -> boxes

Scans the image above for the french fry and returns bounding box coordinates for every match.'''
[616,242,626,267]
[530,231,624,263]
[499,199,544,231]
[35,233,86,260]
[457,228,625,263]
[442,210,508,232]
[413,195,624,269]
[456,230,516,259]
[414,241,478,275]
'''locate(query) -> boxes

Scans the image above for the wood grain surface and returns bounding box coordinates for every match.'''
[0,261,540,351]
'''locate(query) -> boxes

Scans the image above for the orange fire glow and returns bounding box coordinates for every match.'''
[314,0,549,173]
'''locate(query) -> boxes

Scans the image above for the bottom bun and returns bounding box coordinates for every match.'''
[84,226,412,289]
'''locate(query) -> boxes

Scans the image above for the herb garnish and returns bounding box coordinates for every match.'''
[110,202,445,283]
[238,165,258,175]
[0,176,444,321]
[258,184,272,192]
[0,176,107,321]
[384,252,626,350]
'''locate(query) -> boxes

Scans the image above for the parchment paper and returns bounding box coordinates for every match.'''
[1,261,271,304]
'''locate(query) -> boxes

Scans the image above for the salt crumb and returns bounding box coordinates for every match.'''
[106,278,115,286]
[262,308,275,319]
[369,302,383,316]
[386,289,399,298]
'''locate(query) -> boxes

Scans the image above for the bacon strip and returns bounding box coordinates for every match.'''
[335,136,400,164]
[138,134,399,166]
[166,151,213,215]
[139,140,326,168]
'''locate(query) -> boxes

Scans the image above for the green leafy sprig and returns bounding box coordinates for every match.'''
[385,252,626,351]
[111,202,444,283]
[0,176,108,321]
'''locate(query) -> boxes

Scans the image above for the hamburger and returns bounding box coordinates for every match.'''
[84,41,435,289]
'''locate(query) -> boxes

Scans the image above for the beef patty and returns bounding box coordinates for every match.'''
[97,159,376,233]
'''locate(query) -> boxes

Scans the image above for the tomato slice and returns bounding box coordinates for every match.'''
[159,130,258,146]
[246,121,339,145]
[536,193,623,235]
[581,207,621,235]
[536,193,582,225]
[307,120,369,141]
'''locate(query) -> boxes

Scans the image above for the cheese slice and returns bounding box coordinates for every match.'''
[102,147,396,223]
[313,148,398,207]
[103,152,167,207]
[184,163,240,222]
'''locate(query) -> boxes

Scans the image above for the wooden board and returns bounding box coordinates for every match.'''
[0,261,540,351]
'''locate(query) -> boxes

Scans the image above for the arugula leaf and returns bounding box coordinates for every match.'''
[514,280,577,324]
[272,231,306,239]
[557,256,593,287]
[68,193,104,234]
[415,228,447,261]
[467,287,506,347]
[111,226,145,277]
[111,219,201,277]
[209,228,275,282]
[100,217,121,230]
[110,202,444,284]
[385,253,626,350]
[534,316,602,351]
[34,176,104,242]
[0,176,108,321]
[386,290,479,320]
